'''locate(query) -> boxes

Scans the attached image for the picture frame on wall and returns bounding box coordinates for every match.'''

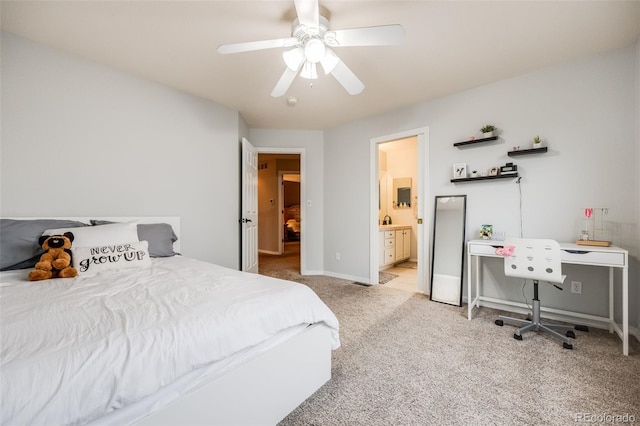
[453,163,467,179]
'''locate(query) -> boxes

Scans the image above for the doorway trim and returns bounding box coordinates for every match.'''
[257,147,307,275]
[369,127,430,292]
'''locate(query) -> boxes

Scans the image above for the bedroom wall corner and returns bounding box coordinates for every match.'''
[0,32,241,268]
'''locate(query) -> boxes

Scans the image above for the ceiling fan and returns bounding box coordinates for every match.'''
[217,0,404,97]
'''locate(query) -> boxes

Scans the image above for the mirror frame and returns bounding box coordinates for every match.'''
[429,195,467,306]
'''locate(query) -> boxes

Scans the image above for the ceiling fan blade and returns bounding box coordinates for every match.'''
[329,59,364,95]
[271,67,299,98]
[217,37,298,55]
[294,0,319,31]
[328,24,405,47]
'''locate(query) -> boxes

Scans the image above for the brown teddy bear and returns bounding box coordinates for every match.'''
[28,232,79,281]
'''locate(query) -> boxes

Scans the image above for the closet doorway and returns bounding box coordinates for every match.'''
[370,127,430,293]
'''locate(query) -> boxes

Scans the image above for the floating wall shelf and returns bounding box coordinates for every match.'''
[451,173,519,183]
[508,146,548,157]
[453,136,498,147]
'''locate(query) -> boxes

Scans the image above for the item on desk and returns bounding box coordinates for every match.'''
[493,231,506,241]
[578,207,612,247]
[576,239,612,247]
[495,245,514,256]
[480,224,493,240]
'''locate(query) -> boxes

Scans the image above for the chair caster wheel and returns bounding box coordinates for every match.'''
[563,342,573,350]
[495,319,504,326]
[513,334,523,340]
[575,325,589,332]
[566,330,576,339]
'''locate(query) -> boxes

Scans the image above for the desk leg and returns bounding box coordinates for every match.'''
[475,256,480,310]
[467,253,481,320]
[467,252,471,320]
[623,265,628,356]
[609,267,614,334]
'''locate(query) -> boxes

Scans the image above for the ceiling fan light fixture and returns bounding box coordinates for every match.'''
[304,38,326,63]
[300,61,318,79]
[283,48,305,71]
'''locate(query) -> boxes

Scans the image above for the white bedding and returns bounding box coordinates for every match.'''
[0,256,340,426]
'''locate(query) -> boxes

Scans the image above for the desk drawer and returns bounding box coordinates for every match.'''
[561,250,625,266]
[468,243,502,256]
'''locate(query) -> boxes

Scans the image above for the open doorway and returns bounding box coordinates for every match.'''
[257,153,302,276]
[370,127,429,293]
[281,172,301,252]
[378,138,419,291]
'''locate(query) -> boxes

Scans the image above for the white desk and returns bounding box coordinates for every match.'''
[467,239,630,355]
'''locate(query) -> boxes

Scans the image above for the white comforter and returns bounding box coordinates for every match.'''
[0,256,340,426]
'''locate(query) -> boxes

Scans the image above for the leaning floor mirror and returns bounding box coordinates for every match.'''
[430,195,467,306]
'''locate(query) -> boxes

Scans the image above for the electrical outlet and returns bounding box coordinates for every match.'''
[335,252,340,261]
[571,281,582,294]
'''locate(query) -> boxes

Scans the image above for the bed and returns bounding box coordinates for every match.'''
[0,217,340,426]
[283,205,301,241]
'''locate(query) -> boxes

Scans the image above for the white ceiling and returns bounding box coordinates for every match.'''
[2,1,639,130]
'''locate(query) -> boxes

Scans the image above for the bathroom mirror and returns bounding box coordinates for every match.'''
[393,177,412,208]
[430,195,467,306]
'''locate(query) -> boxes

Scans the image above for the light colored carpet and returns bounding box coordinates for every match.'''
[259,246,640,425]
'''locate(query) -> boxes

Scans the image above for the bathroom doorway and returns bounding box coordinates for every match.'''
[370,128,430,293]
[378,138,418,291]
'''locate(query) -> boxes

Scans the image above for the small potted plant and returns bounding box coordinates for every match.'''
[533,135,542,148]
[481,125,496,138]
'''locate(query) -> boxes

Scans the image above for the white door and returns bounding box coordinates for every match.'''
[241,138,258,273]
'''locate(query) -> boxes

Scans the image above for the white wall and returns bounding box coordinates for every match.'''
[324,45,639,327]
[1,32,241,269]
[248,129,324,274]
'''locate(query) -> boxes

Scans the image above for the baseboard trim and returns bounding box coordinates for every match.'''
[311,270,373,285]
[258,249,281,255]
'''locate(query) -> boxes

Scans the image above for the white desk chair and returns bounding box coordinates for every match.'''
[495,238,588,349]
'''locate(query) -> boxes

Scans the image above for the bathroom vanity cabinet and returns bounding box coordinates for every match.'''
[379,226,411,269]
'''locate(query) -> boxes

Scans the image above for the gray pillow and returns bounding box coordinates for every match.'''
[0,219,89,271]
[90,220,178,257]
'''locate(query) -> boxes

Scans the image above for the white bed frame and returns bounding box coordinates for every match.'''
[5,216,333,425]
[136,323,331,426]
